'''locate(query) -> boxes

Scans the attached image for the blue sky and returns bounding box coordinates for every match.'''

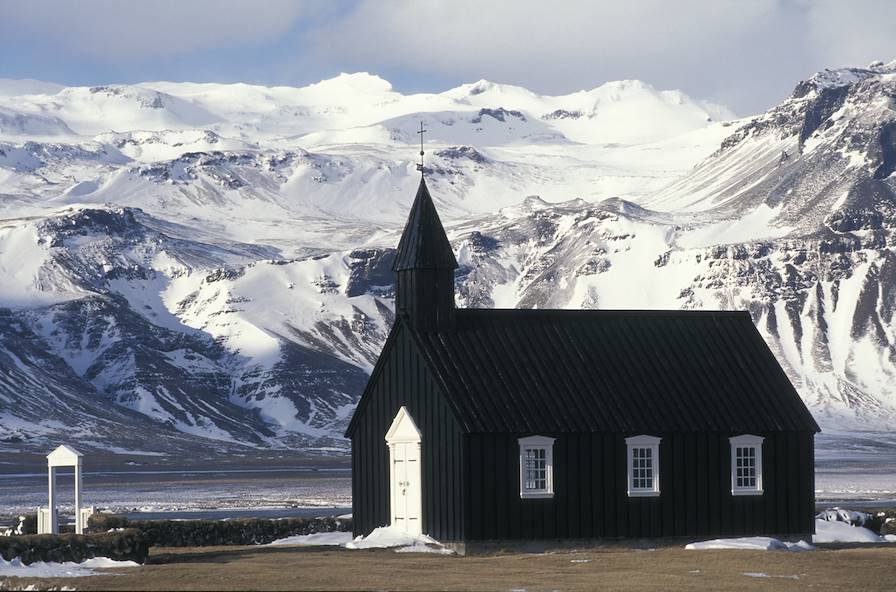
[1,0,895,115]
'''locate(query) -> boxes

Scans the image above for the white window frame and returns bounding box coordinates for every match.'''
[625,435,661,497]
[518,435,555,499]
[730,434,764,496]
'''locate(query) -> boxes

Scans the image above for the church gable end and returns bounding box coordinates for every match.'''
[348,319,465,541]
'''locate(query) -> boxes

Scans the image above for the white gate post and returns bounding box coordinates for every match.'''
[47,465,58,534]
[74,460,83,534]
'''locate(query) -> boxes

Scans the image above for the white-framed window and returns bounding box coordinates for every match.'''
[518,435,555,499]
[730,434,764,496]
[625,435,661,497]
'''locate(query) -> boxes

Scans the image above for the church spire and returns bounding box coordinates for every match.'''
[393,178,458,272]
[393,175,458,332]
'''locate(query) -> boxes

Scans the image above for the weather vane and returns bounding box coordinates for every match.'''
[416,121,426,173]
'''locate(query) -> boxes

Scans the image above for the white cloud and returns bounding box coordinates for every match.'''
[803,0,896,69]
[2,0,895,115]
[1,0,312,61]
[305,0,896,114]
[307,1,786,106]
[312,1,765,76]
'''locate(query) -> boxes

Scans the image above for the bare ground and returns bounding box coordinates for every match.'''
[2,544,894,591]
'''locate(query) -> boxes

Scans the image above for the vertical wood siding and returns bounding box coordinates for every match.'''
[350,324,465,541]
[395,269,456,332]
[464,431,814,540]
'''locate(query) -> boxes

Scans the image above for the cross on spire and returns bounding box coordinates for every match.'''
[416,122,426,174]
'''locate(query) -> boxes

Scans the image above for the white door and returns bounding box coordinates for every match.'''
[391,442,422,535]
[385,406,422,536]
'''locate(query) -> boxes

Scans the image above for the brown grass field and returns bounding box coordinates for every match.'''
[2,544,894,591]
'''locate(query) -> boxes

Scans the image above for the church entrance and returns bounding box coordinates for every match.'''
[385,407,422,535]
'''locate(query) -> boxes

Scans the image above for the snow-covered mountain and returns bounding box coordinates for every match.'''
[0,206,380,451]
[0,73,732,247]
[1,64,894,453]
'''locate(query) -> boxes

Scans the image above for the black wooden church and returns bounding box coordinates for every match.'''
[346,176,819,547]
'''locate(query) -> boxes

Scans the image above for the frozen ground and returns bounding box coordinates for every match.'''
[0,431,893,521]
[0,451,350,522]
[814,430,896,506]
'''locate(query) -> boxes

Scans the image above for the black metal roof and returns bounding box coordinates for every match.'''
[393,178,458,271]
[404,308,820,434]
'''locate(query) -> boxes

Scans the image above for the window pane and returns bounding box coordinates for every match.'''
[523,447,548,491]
[735,445,757,488]
[631,447,655,491]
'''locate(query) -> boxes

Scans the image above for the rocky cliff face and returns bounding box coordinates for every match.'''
[643,61,896,428]
[0,207,381,451]
[647,61,896,222]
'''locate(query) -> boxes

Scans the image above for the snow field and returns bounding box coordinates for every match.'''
[0,71,732,233]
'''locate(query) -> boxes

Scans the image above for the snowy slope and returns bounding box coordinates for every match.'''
[141,74,732,144]
[645,60,896,218]
[0,73,731,241]
[0,207,376,450]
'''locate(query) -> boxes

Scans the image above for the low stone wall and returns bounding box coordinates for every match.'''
[88,514,352,547]
[0,529,148,565]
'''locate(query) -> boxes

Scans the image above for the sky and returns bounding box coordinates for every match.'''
[1,0,895,116]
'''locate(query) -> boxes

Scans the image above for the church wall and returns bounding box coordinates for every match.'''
[463,431,815,540]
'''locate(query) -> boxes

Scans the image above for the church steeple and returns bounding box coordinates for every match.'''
[394,178,458,271]
[393,177,458,332]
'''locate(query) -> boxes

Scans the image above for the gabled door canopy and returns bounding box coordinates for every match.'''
[385,406,422,444]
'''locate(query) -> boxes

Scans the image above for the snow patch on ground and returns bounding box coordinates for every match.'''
[688,517,896,549]
[268,531,353,546]
[344,526,453,554]
[0,556,138,578]
[267,526,453,554]
[812,519,890,543]
[743,572,800,580]
[686,537,814,551]
[393,542,454,555]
